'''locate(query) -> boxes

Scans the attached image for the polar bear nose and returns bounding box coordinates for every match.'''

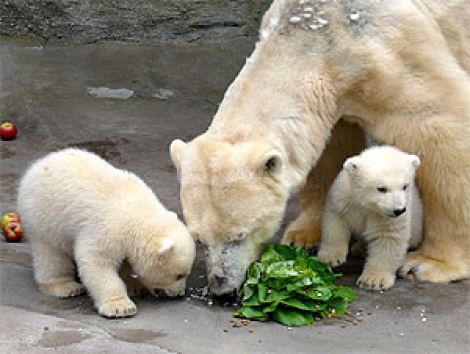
[393,207,406,217]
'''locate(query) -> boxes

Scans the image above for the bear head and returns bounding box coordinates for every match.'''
[343,146,420,218]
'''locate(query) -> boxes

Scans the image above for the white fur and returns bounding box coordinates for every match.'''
[17,149,195,318]
[318,146,423,290]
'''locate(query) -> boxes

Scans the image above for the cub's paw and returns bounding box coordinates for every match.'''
[357,271,395,291]
[39,281,86,298]
[318,248,347,267]
[98,298,137,318]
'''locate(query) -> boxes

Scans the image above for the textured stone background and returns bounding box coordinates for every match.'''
[0,0,272,44]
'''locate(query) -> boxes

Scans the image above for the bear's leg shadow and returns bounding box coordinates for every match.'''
[32,240,85,298]
[281,120,366,248]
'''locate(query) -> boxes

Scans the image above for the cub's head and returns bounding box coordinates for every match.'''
[343,146,420,218]
[170,137,290,295]
[133,216,196,297]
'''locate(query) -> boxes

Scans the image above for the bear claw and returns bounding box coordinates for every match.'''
[98,298,137,318]
[317,248,347,267]
[357,272,395,291]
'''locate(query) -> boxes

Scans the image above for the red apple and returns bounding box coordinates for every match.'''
[2,212,20,229]
[0,121,18,140]
[3,221,24,242]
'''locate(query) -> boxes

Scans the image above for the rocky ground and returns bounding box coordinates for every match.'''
[1,14,469,354]
[0,0,271,44]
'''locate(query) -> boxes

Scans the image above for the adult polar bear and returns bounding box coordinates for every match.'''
[170,0,470,295]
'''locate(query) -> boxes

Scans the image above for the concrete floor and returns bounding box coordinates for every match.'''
[1,39,469,354]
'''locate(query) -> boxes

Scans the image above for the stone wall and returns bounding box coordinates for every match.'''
[0,0,272,44]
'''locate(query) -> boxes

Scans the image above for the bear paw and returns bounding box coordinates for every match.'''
[399,252,468,283]
[357,271,395,291]
[98,298,137,318]
[318,248,347,267]
[281,224,322,249]
[39,281,86,298]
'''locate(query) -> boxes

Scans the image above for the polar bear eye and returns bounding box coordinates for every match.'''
[403,184,409,191]
[377,187,388,193]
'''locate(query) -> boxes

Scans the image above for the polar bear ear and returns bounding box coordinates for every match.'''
[343,156,360,173]
[261,150,283,178]
[409,155,421,169]
[169,139,187,168]
[158,238,175,255]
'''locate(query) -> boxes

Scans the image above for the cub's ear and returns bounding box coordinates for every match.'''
[158,238,175,255]
[260,150,283,178]
[343,156,360,173]
[409,155,421,169]
[169,139,187,168]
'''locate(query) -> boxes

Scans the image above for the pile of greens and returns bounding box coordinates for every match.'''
[234,244,356,326]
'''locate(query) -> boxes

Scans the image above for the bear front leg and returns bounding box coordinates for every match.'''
[282,120,366,248]
[318,210,351,267]
[358,236,408,291]
[75,241,137,318]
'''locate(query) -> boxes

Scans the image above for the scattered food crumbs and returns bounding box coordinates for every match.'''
[241,319,250,326]
[400,333,405,336]
[287,327,293,330]
[249,330,254,334]
[396,306,402,311]
[184,319,189,323]
[422,317,427,322]
[367,312,372,315]
[43,327,49,331]
[341,325,347,329]
[223,329,228,333]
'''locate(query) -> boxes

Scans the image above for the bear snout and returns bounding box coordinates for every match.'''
[392,207,406,217]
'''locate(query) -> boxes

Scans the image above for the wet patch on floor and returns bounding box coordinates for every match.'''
[0,145,17,159]
[0,248,32,268]
[0,173,20,199]
[110,328,167,344]
[37,329,91,348]
[66,137,129,164]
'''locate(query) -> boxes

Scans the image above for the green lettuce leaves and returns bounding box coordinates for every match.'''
[234,244,356,326]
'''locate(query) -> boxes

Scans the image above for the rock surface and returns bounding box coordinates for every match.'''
[0,0,272,44]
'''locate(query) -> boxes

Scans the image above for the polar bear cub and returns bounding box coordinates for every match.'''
[17,149,195,317]
[318,146,422,290]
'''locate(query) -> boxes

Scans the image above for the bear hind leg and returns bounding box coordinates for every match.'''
[32,241,85,298]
